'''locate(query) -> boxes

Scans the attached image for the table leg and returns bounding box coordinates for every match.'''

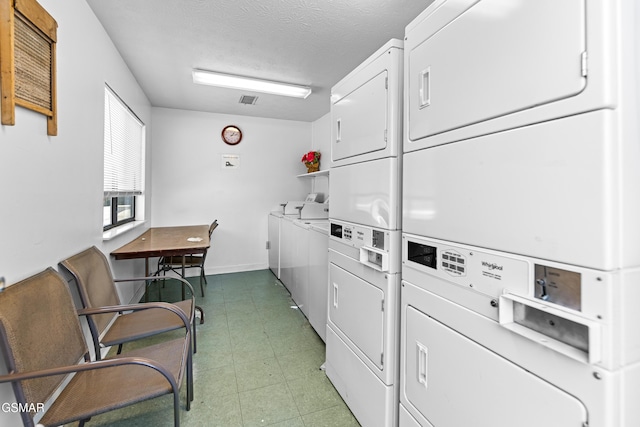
[182,255,186,300]
[145,257,150,302]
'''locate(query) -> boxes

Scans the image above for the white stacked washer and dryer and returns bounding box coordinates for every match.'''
[324,39,404,426]
[400,1,640,426]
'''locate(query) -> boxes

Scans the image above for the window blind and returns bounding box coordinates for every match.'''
[103,86,145,197]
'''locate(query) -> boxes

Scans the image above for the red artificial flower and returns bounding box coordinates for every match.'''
[301,151,321,163]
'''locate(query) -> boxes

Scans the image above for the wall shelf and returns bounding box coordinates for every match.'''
[297,169,329,179]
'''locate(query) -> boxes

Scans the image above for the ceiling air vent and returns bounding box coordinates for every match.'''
[239,95,258,105]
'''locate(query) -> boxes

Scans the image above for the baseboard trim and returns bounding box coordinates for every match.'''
[205,263,269,275]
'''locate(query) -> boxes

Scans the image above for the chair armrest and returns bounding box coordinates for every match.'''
[77,302,191,333]
[0,355,179,393]
[114,276,197,299]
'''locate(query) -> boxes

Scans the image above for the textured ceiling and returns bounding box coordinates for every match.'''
[86,0,434,122]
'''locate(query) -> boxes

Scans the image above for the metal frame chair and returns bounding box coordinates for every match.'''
[158,220,218,297]
[0,268,192,427]
[60,246,200,356]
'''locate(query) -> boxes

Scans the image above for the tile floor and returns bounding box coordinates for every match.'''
[82,269,360,427]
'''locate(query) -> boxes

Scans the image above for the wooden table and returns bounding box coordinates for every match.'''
[111,225,211,299]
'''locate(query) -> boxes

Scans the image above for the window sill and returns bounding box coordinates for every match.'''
[102,220,146,241]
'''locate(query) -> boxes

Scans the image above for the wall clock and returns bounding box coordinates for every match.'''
[221,125,242,145]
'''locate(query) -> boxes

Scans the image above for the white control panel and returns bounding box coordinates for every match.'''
[331,221,386,250]
[330,220,400,272]
[402,234,616,367]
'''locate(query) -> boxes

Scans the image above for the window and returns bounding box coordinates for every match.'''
[103,86,145,230]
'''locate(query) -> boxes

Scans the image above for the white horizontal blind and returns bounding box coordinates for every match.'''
[103,86,145,197]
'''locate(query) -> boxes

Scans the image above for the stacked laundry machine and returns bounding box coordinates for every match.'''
[399,1,640,426]
[325,39,404,426]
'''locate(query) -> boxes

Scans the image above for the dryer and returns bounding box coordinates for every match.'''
[326,220,401,426]
[329,39,404,231]
[399,234,640,427]
[402,0,640,270]
[404,0,619,152]
[399,1,640,426]
[326,38,404,427]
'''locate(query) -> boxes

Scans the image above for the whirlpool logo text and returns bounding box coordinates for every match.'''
[481,261,503,271]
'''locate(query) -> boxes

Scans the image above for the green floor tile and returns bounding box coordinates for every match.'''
[194,363,238,398]
[184,393,243,427]
[301,403,361,427]
[264,416,305,427]
[238,383,300,427]
[235,357,285,392]
[276,348,326,381]
[287,372,343,416]
[83,270,359,426]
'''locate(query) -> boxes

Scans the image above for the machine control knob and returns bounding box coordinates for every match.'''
[536,279,546,286]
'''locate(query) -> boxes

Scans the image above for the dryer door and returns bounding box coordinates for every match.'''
[402,304,588,427]
[332,71,388,162]
[406,0,586,148]
[328,262,385,371]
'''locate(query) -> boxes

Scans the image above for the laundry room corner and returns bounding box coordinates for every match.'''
[150,107,312,274]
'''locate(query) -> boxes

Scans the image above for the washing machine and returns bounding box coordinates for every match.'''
[276,201,311,290]
[290,218,329,317]
[268,211,283,278]
[308,221,329,341]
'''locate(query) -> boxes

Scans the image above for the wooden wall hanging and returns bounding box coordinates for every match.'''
[0,0,57,136]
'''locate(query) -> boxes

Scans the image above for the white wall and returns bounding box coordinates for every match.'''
[0,0,152,423]
[151,107,311,274]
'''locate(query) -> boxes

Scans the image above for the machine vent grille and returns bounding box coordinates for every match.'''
[239,95,258,105]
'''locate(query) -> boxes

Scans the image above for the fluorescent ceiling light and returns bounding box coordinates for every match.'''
[192,69,312,99]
